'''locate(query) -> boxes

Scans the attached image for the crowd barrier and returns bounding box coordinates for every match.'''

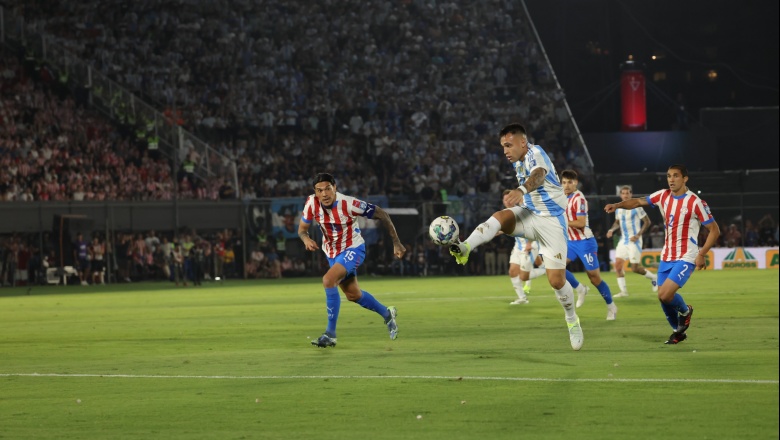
[609,247,780,270]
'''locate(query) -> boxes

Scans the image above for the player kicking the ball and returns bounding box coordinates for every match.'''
[450,123,583,350]
[604,164,720,344]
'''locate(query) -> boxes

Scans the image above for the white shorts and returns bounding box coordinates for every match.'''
[510,246,535,272]
[615,239,643,264]
[508,206,568,270]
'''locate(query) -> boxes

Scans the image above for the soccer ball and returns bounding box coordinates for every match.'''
[429,216,459,246]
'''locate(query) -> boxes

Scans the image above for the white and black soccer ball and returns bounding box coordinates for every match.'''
[428,216,459,246]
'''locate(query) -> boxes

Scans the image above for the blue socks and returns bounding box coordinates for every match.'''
[565,270,580,288]
[660,293,688,329]
[324,288,390,336]
[596,280,613,305]
[356,290,389,319]
[325,287,341,336]
[669,293,689,315]
[567,272,613,304]
[660,301,679,329]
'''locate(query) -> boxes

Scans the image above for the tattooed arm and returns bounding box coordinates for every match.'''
[505,167,547,206]
[373,206,407,259]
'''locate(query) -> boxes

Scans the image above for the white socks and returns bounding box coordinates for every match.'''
[643,270,657,280]
[464,217,502,250]
[617,276,627,293]
[555,281,578,322]
[510,276,525,298]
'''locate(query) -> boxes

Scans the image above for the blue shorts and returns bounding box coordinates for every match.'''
[657,260,695,288]
[327,244,366,280]
[567,237,600,271]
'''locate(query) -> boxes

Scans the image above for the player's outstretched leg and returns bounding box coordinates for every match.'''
[449,242,471,265]
[450,217,503,265]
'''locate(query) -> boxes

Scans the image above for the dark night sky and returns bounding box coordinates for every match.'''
[524,0,780,133]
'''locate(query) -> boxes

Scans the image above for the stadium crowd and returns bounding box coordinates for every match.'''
[1,1,777,286]
[4,0,592,202]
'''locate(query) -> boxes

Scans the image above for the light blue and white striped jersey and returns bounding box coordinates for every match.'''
[514,236,540,254]
[513,143,567,217]
[615,207,648,245]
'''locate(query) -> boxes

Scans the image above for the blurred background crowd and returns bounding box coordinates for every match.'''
[0,0,776,286]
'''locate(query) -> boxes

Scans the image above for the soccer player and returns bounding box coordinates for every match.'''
[560,170,617,320]
[604,164,720,344]
[606,185,658,297]
[502,190,546,304]
[449,123,584,350]
[299,173,405,348]
[73,233,90,286]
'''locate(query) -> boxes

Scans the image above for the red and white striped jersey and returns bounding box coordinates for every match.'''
[646,189,715,263]
[566,190,594,241]
[301,192,376,258]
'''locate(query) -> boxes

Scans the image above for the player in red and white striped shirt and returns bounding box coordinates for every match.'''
[561,169,617,321]
[605,164,720,345]
[299,173,406,348]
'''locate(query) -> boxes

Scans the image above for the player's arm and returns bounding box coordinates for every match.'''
[604,197,648,213]
[506,167,546,206]
[633,215,652,241]
[606,219,620,238]
[523,167,546,193]
[695,221,721,270]
[373,206,407,259]
[568,214,587,229]
[298,220,319,251]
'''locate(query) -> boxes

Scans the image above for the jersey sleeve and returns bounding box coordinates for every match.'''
[576,194,588,216]
[694,198,715,225]
[301,195,315,223]
[646,189,666,207]
[637,207,648,219]
[347,196,377,219]
[526,145,549,176]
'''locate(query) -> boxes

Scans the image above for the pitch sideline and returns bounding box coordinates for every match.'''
[1,372,776,385]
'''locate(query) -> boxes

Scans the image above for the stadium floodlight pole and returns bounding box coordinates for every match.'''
[173,126,182,232]
[520,0,593,169]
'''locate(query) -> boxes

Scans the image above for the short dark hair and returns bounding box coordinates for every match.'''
[560,169,578,181]
[499,123,527,139]
[668,164,688,177]
[313,172,336,187]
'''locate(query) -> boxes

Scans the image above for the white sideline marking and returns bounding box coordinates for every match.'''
[1,372,776,385]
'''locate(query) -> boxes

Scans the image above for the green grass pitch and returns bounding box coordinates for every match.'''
[1,270,777,439]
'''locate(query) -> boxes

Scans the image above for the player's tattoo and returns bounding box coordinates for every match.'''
[374,208,402,245]
[524,168,547,192]
[298,231,309,241]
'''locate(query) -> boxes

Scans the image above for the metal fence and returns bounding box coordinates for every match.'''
[1,188,776,287]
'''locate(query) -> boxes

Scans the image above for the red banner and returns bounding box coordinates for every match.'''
[621,70,646,131]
